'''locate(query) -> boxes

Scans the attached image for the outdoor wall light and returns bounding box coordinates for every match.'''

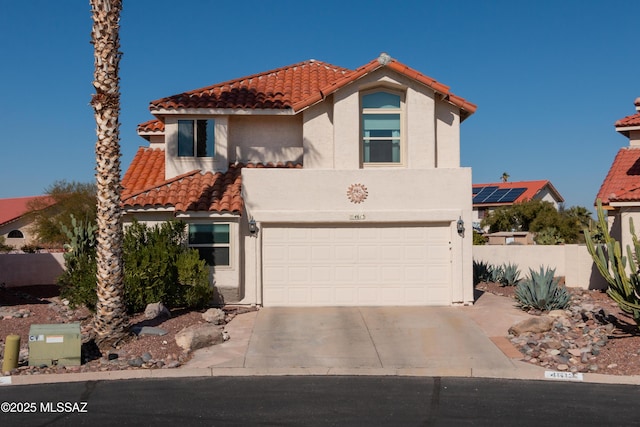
[457,217,465,237]
[248,218,258,235]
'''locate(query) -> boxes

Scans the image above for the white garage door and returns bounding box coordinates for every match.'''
[262,224,452,306]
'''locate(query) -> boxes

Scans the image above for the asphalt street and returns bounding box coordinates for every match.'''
[1,376,638,426]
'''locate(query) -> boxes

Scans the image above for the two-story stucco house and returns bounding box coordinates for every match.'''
[121,53,477,307]
[596,98,640,251]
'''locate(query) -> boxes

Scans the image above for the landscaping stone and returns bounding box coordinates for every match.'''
[175,324,224,352]
[144,302,171,320]
[509,289,619,374]
[202,308,226,325]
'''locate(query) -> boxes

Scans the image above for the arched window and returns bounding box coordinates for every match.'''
[361,90,403,164]
[7,230,24,238]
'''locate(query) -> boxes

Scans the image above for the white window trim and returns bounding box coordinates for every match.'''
[187,222,233,270]
[360,88,406,168]
[177,118,216,158]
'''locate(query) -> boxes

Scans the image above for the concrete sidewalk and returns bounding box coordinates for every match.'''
[6,291,640,386]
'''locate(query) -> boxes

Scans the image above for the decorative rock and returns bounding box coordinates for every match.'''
[141,352,153,363]
[128,357,144,367]
[509,316,555,336]
[557,364,569,371]
[202,308,226,325]
[144,302,171,320]
[175,324,224,352]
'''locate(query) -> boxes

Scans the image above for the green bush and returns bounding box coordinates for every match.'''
[515,266,570,311]
[58,215,98,310]
[177,249,213,309]
[59,219,214,313]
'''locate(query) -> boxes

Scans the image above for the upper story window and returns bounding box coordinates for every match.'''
[362,91,402,164]
[178,119,214,157]
[7,230,23,238]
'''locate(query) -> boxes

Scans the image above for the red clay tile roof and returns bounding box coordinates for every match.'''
[0,196,55,226]
[137,119,165,133]
[472,180,564,207]
[121,147,166,199]
[596,147,640,205]
[121,147,302,213]
[616,113,640,127]
[122,167,244,213]
[147,54,476,121]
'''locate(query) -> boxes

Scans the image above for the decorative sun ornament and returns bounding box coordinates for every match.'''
[347,183,368,204]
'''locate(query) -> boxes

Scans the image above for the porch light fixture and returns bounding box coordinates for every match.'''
[457,217,465,237]
[248,218,258,235]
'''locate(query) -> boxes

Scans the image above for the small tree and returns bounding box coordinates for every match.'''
[27,180,97,247]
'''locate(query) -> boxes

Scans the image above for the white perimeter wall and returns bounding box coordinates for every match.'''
[473,245,608,290]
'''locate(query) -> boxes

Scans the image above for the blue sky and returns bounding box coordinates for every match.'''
[1,1,638,213]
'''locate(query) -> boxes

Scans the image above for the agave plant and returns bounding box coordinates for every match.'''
[489,264,505,285]
[500,262,521,287]
[515,266,570,311]
[473,260,492,285]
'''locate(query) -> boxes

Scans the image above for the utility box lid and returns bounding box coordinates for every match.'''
[28,323,81,367]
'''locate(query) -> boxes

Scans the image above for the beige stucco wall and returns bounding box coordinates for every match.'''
[229,115,303,163]
[241,167,474,305]
[473,244,608,290]
[163,116,229,178]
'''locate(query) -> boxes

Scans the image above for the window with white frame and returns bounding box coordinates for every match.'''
[361,91,402,164]
[178,119,215,157]
[188,223,230,266]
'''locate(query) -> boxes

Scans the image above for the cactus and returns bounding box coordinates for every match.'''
[61,214,97,260]
[515,266,570,311]
[584,200,640,326]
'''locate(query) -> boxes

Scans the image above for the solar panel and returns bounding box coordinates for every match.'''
[498,187,526,203]
[482,188,510,203]
[472,186,498,203]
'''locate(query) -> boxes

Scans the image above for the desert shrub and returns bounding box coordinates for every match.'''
[58,215,98,310]
[60,219,214,313]
[122,220,190,313]
[473,230,487,245]
[515,266,570,311]
[0,236,12,252]
[176,249,214,309]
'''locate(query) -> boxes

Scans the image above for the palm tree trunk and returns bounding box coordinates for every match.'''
[90,0,129,348]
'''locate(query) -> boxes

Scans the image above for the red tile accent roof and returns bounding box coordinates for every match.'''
[472,180,564,207]
[137,119,164,133]
[121,147,166,198]
[596,147,640,205]
[121,147,302,213]
[147,54,476,121]
[0,196,54,226]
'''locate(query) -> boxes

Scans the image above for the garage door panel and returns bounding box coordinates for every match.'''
[263,225,452,306]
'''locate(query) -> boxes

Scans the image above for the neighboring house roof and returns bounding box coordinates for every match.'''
[595,147,640,205]
[614,98,640,137]
[0,196,54,226]
[147,53,477,121]
[121,147,301,213]
[472,180,564,208]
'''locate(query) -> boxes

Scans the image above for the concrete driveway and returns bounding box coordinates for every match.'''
[243,306,516,373]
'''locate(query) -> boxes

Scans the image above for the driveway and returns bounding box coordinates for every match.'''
[243,306,517,372]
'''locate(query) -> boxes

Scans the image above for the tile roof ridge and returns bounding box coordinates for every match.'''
[150,59,352,108]
[122,169,201,202]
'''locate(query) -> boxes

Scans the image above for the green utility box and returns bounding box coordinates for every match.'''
[28,323,81,367]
